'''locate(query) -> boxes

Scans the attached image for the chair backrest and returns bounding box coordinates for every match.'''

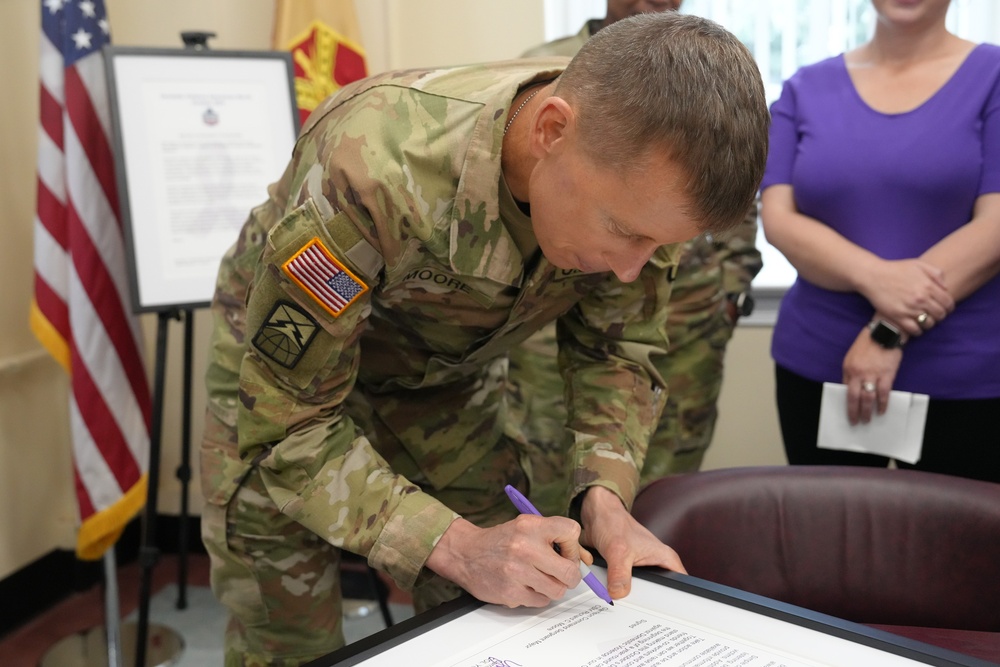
[630,466,1000,631]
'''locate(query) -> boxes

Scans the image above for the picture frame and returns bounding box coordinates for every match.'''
[104,46,299,313]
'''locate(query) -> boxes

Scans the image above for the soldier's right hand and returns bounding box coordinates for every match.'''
[424,516,587,608]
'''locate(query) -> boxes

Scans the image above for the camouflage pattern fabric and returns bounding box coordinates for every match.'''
[513,22,763,516]
[521,21,595,59]
[201,59,679,664]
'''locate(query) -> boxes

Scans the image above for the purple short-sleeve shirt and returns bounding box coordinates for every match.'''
[763,44,1000,398]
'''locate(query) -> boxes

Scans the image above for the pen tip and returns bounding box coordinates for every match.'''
[609,600,614,606]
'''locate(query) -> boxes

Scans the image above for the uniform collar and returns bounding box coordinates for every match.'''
[443,61,565,286]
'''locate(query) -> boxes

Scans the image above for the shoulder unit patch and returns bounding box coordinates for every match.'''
[283,237,369,317]
[252,300,320,368]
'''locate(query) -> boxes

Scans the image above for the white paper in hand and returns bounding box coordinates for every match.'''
[817,382,929,464]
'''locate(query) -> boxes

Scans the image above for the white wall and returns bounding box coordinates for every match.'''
[705,327,785,470]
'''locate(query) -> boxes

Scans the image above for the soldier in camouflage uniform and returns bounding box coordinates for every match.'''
[509,0,763,517]
[200,12,768,666]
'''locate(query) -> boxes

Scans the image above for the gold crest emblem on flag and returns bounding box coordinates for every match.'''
[283,20,367,124]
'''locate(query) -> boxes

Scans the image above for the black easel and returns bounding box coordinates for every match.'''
[132,31,215,667]
[134,307,199,667]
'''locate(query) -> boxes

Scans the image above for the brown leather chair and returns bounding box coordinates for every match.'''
[630,466,1000,661]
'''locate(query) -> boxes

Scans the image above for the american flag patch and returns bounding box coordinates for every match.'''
[282,238,368,317]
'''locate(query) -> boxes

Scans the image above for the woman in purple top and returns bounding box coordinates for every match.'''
[760,0,1000,482]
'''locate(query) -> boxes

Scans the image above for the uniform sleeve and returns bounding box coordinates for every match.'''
[719,200,763,296]
[760,77,800,192]
[236,129,459,593]
[556,245,680,510]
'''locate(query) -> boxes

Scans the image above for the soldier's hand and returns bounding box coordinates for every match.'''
[579,486,687,601]
[425,515,586,608]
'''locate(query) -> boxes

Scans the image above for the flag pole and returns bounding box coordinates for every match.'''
[103,548,124,667]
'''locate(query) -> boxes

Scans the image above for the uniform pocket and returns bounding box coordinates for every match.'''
[203,497,269,628]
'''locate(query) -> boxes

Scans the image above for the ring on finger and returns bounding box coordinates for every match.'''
[862,381,876,393]
[917,312,929,327]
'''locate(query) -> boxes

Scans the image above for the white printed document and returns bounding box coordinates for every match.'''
[431,594,810,667]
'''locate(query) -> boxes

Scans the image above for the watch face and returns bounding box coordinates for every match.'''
[870,320,902,349]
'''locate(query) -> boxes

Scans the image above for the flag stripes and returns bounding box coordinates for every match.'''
[284,240,367,316]
[31,0,151,560]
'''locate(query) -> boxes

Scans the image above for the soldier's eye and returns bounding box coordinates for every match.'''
[608,220,644,243]
[607,220,631,238]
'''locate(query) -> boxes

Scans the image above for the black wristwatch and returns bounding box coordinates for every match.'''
[869,319,904,349]
[727,291,754,317]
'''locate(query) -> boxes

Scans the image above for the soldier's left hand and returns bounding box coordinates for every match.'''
[579,486,687,601]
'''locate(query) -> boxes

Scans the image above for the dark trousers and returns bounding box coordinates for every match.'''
[775,364,1000,484]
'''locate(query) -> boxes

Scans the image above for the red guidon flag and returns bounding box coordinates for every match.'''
[31,0,151,560]
[273,0,369,127]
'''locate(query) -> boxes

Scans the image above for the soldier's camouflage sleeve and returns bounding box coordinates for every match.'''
[242,224,456,592]
[719,199,763,296]
[233,74,478,592]
[558,244,680,510]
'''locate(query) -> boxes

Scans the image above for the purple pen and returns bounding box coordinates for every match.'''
[504,484,615,606]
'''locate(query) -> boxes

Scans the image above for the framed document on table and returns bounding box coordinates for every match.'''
[308,568,992,667]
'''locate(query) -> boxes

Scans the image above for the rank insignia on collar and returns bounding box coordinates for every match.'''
[252,300,319,368]
[283,237,368,317]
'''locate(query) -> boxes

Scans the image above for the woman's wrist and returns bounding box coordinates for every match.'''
[851,254,885,301]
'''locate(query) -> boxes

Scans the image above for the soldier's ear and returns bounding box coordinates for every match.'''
[528,96,576,159]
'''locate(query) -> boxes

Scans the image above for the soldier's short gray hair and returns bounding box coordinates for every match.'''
[556,11,769,235]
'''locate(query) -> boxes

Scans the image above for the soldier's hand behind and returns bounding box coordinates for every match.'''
[579,486,687,601]
[425,515,587,608]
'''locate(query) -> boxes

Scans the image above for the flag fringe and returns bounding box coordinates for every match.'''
[29,298,71,374]
[76,474,148,561]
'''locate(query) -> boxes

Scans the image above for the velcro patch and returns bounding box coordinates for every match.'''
[252,300,320,368]
[283,237,369,317]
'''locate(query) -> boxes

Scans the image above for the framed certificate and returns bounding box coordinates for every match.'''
[104,46,299,313]
[308,568,993,667]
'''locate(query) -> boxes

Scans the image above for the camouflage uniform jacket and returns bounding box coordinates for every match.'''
[202,60,678,593]
[524,23,762,342]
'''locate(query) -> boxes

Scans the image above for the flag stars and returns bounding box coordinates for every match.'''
[79,0,96,18]
[71,27,93,49]
[98,18,109,34]
[44,0,63,14]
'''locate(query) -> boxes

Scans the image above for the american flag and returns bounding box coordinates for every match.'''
[283,238,368,317]
[30,0,151,560]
